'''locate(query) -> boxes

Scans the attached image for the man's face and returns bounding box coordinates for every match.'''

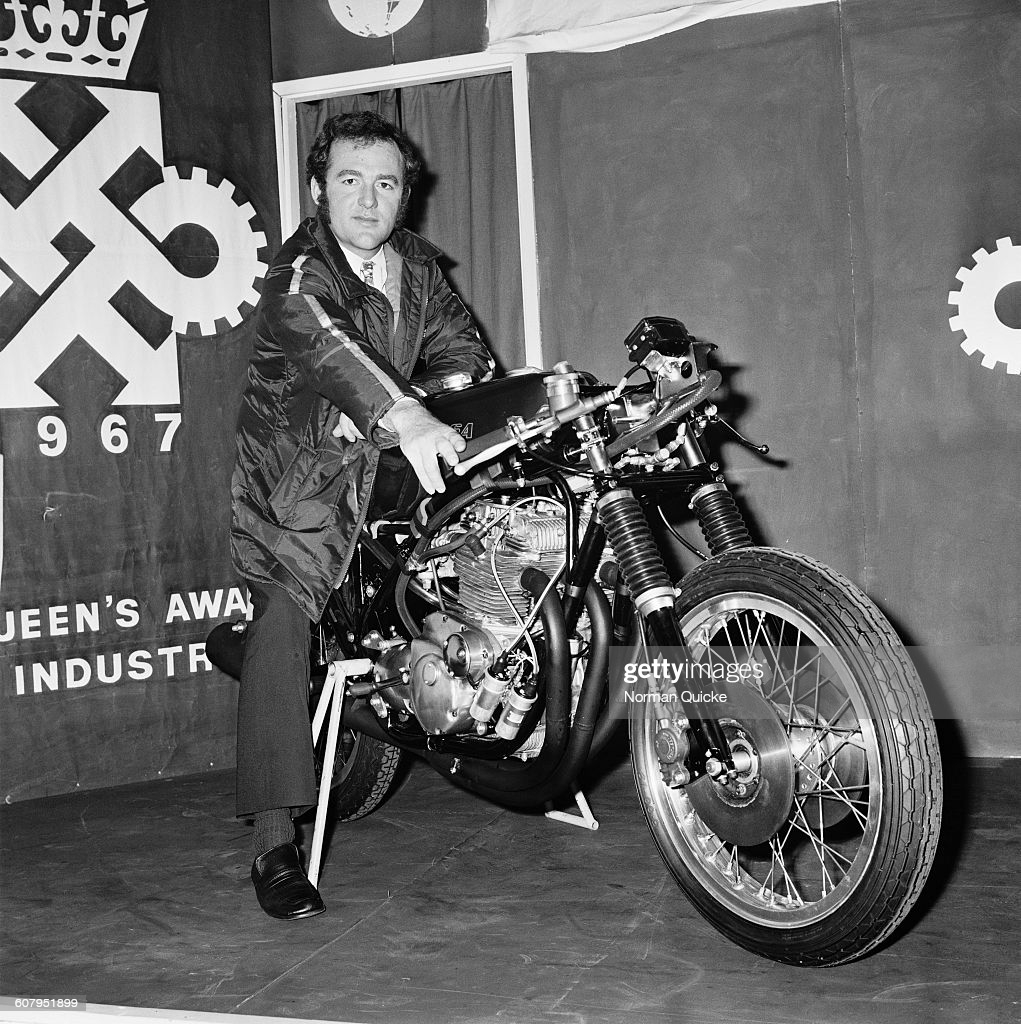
[312,138,404,259]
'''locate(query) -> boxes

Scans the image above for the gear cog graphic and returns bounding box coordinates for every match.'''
[129,165,268,336]
[948,236,1021,374]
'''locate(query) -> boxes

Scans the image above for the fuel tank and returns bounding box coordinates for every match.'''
[369,372,550,519]
[428,371,549,435]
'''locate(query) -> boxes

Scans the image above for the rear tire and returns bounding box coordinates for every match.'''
[629,547,942,966]
[314,719,405,821]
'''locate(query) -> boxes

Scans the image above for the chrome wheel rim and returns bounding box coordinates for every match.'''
[634,593,882,927]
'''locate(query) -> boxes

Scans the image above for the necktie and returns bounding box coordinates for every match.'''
[361,261,374,287]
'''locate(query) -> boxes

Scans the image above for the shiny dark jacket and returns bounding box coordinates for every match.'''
[230,215,494,621]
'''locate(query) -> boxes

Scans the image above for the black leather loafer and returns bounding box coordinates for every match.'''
[251,843,325,920]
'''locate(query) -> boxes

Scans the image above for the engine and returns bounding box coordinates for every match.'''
[453,500,567,639]
[366,498,573,742]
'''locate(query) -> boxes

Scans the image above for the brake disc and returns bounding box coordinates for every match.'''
[685,683,795,847]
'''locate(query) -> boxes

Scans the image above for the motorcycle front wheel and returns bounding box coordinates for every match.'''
[629,547,942,966]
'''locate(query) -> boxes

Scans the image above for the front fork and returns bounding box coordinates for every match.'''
[577,407,752,785]
[597,485,733,780]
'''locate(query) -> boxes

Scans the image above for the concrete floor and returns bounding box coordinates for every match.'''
[1,736,1018,1024]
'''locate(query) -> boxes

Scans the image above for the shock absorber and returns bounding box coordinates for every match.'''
[596,488,675,616]
[689,482,752,555]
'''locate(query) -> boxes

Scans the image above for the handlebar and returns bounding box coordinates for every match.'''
[451,371,722,477]
[450,370,720,477]
[452,389,617,478]
[458,426,517,465]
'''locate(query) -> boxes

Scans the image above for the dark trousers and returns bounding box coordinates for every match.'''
[235,579,316,818]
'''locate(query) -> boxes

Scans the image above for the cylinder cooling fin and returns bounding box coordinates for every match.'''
[452,501,568,626]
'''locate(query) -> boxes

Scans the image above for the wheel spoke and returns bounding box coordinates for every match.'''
[780,648,825,703]
[723,617,742,663]
[791,751,871,828]
[790,801,838,896]
[768,834,805,907]
[747,609,768,655]
[785,629,804,720]
[726,843,740,881]
[703,833,729,860]
[786,697,857,766]
[791,801,855,870]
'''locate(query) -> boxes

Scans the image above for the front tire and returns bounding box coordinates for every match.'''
[629,547,942,966]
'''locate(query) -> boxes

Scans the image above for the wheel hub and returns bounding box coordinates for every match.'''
[686,683,795,846]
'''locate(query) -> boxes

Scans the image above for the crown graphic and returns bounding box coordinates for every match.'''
[0,0,148,81]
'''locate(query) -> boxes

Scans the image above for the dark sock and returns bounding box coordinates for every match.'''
[252,807,294,859]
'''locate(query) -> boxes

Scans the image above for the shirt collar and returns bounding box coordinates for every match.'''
[338,243,387,288]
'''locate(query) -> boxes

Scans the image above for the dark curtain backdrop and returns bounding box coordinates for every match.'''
[295,75,525,371]
[527,0,1021,757]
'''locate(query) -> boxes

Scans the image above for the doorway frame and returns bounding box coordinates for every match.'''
[272,52,542,367]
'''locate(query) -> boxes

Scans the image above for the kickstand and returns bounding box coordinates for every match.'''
[545,788,599,831]
[307,658,372,889]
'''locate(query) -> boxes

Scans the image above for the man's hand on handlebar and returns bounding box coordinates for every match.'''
[384,400,466,495]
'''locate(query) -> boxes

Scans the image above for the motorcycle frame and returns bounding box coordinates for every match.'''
[320,406,742,801]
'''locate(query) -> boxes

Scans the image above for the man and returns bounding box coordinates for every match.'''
[230,112,494,920]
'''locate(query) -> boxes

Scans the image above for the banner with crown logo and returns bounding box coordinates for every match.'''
[0,0,279,800]
[0,0,149,78]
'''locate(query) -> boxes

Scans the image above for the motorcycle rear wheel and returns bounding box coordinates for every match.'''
[314,725,405,822]
[629,547,942,966]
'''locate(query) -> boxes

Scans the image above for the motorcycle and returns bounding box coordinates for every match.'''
[209,316,943,967]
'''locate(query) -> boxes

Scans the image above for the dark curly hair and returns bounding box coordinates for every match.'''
[306,111,421,227]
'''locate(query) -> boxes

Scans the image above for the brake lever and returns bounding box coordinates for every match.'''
[711,414,769,455]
